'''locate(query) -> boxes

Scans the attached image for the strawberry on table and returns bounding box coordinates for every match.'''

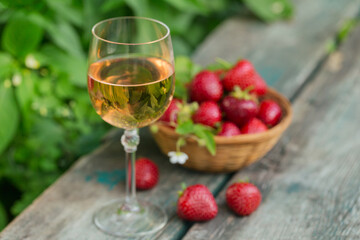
[177,184,218,221]
[226,182,262,216]
[221,95,258,128]
[240,118,268,134]
[190,70,223,103]
[223,59,267,96]
[218,122,241,137]
[192,101,222,127]
[258,99,282,127]
[159,98,182,124]
[135,158,159,190]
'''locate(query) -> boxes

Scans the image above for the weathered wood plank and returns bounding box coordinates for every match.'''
[0,129,228,240]
[183,23,360,240]
[193,0,360,99]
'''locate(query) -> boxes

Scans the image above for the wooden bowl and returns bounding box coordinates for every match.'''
[151,88,293,173]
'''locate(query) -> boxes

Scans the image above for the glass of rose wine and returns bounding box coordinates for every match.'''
[87,17,174,237]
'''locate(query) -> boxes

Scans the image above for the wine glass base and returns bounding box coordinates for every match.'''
[93,199,167,237]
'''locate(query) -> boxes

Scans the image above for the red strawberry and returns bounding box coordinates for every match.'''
[160,98,182,123]
[223,60,267,95]
[258,100,282,127]
[135,158,159,190]
[218,122,241,136]
[253,73,267,96]
[213,69,227,79]
[192,101,222,127]
[221,96,258,127]
[190,70,223,103]
[241,118,268,134]
[177,184,218,221]
[226,182,262,216]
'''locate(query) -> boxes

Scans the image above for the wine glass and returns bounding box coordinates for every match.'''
[87,16,174,237]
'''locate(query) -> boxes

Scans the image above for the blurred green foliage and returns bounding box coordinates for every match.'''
[0,0,293,230]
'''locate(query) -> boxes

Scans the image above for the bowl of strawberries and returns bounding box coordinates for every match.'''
[151,58,292,173]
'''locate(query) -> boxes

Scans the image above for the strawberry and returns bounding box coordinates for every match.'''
[226,182,262,216]
[213,69,227,79]
[240,118,268,134]
[223,59,267,95]
[192,101,222,127]
[135,158,159,190]
[159,98,182,124]
[258,100,282,127]
[221,96,258,127]
[218,122,241,137]
[177,184,218,221]
[190,70,223,103]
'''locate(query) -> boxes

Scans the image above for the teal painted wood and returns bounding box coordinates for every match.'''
[193,0,360,99]
[183,24,360,240]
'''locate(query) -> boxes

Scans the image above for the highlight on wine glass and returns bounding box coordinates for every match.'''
[87,16,174,237]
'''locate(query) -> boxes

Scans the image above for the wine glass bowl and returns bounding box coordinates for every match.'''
[88,57,174,129]
[87,17,174,237]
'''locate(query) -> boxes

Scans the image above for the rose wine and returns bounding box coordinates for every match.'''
[88,57,174,129]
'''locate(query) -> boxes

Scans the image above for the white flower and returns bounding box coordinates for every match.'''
[12,73,22,86]
[25,54,40,69]
[168,151,188,165]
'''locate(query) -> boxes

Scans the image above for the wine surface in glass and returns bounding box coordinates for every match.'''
[88,57,174,129]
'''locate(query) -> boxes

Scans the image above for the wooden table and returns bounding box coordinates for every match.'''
[2,0,360,239]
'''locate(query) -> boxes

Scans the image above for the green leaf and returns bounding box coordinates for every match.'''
[0,202,7,230]
[325,39,336,54]
[55,74,78,99]
[0,52,15,77]
[2,15,44,57]
[164,0,209,15]
[101,0,126,13]
[41,45,87,87]
[14,71,35,133]
[1,0,45,11]
[0,83,19,155]
[243,0,294,22]
[176,120,195,135]
[11,178,50,215]
[338,19,357,43]
[193,125,216,155]
[206,58,233,71]
[174,56,201,99]
[172,36,192,57]
[182,22,207,47]
[83,0,103,44]
[45,19,84,58]
[0,7,12,24]
[45,0,82,27]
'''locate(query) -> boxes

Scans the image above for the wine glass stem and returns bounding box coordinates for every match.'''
[121,129,140,212]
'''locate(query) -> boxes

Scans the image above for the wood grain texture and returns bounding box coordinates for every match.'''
[0,130,227,240]
[193,0,360,99]
[183,24,360,240]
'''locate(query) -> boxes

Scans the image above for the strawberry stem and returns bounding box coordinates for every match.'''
[215,57,233,70]
[176,137,186,153]
[230,86,256,101]
[177,102,198,124]
[178,182,187,197]
[237,177,250,183]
